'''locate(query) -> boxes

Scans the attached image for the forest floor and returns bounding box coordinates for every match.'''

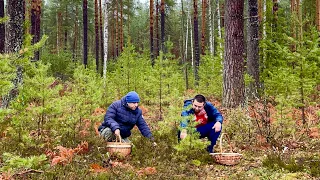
[1,102,319,180]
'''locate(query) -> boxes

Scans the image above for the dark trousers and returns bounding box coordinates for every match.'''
[197,121,221,153]
[178,121,222,153]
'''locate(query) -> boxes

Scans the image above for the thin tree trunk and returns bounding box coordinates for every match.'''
[72,6,78,61]
[103,0,108,80]
[99,0,104,75]
[216,0,222,59]
[115,1,119,57]
[155,0,159,57]
[201,0,206,55]
[57,11,62,53]
[95,0,99,71]
[150,0,154,65]
[221,3,224,27]
[181,0,185,64]
[272,0,278,32]
[223,0,245,108]
[190,10,194,66]
[64,5,68,50]
[83,0,88,68]
[0,0,5,53]
[2,0,25,108]
[194,0,200,85]
[160,0,165,52]
[120,0,123,52]
[208,0,214,55]
[317,0,320,31]
[247,0,260,99]
[291,0,297,51]
[185,3,189,60]
[31,0,41,61]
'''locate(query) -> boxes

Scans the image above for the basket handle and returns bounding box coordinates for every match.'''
[219,133,233,153]
[115,134,122,143]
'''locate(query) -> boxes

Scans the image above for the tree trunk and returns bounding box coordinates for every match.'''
[208,0,214,55]
[111,14,114,58]
[64,5,68,51]
[103,0,109,79]
[272,0,278,31]
[95,0,99,71]
[72,6,78,61]
[150,0,154,65]
[83,0,88,68]
[160,0,165,52]
[0,0,4,53]
[223,0,245,108]
[155,0,159,56]
[31,0,41,61]
[185,1,189,60]
[317,0,320,31]
[190,9,194,66]
[247,0,260,99]
[115,1,119,57]
[220,2,224,27]
[216,0,222,59]
[2,0,25,108]
[99,0,104,75]
[180,0,184,64]
[201,0,206,55]
[291,0,298,51]
[193,0,200,85]
[6,0,25,53]
[120,0,123,52]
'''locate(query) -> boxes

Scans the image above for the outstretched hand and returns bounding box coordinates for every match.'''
[180,129,187,139]
[212,122,222,132]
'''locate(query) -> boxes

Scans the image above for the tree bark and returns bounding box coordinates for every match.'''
[150,0,154,65]
[2,0,25,108]
[64,5,68,51]
[155,0,159,57]
[99,0,104,75]
[193,0,200,85]
[201,0,206,55]
[6,0,25,53]
[95,0,99,71]
[223,0,245,108]
[317,0,320,31]
[31,0,41,61]
[72,6,78,61]
[115,1,119,57]
[120,0,123,52]
[208,0,214,55]
[0,0,4,53]
[103,0,109,79]
[272,0,278,31]
[247,0,260,99]
[160,0,165,52]
[216,0,222,59]
[83,0,88,68]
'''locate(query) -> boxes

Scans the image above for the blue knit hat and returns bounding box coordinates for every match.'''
[125,91,140,103]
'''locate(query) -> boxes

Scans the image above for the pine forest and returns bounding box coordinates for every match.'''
[0,0,319,179]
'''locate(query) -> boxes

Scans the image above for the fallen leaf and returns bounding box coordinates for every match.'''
[90,164,108,173]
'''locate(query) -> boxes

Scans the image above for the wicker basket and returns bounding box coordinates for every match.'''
[210,133,242,165]
[106,136,132,157]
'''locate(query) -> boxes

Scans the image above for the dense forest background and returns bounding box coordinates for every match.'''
[0,0,319,179]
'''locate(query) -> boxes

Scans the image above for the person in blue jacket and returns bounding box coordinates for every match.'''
[179,94,223,153]
[98,91,155,144]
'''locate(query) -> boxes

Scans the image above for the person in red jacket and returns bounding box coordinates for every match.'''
[179,94,223,153]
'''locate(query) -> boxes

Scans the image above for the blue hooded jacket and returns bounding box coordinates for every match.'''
[180,98,223,128]
[98,96,152,139]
